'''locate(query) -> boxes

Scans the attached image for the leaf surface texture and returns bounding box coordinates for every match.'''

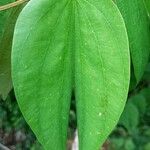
[12,0,130,149]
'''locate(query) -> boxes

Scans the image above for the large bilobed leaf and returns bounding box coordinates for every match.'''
[12,0,130,149]
[115,0,150,83]
[75,1,129,149]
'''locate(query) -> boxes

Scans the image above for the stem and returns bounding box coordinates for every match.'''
[0,143,10,150]
[0,0,29,11]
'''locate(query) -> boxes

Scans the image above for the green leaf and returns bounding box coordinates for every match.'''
[119,102,139,132]
[115,0,150,82]
[144,143,150,150]
[144,0,150,15]
[140,88,150,105]
[0,0,14,38]
[130,94,146,115]
[124,138,135,150]
[110,138,125,150]
[129,64,137,91]
[0,2,23,100]
[142,63,150,82]
[74,1,130,149]
[12,1,73,149]
[12,0,130,149]
[0,0,25,100]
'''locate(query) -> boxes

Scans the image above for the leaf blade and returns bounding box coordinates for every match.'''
[115,0,150,82]
[12,0,73,149]
[0,1,23,100]
[75,0,130,149]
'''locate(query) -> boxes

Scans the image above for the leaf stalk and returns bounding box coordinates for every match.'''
[0,0,29,11]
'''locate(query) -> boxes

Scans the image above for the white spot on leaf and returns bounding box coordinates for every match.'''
[98,112,102,116]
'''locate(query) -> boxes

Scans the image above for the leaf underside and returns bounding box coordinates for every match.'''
[0,0,13,100]
[12,0,130,150]
[0,0,22,100]
[0,0,14,37]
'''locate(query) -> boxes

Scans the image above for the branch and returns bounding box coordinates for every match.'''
[0,0,29,11]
